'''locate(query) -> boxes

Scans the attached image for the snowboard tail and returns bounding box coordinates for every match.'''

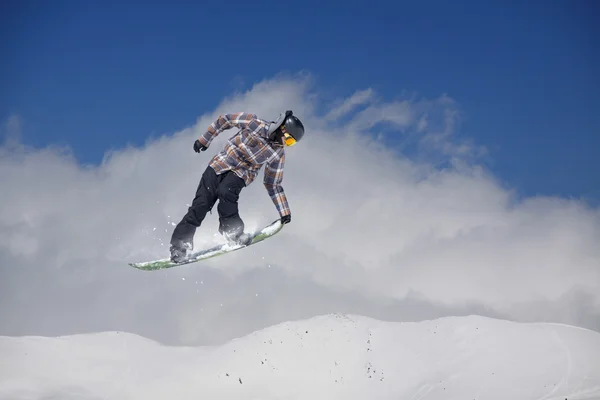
[128,219,284,271]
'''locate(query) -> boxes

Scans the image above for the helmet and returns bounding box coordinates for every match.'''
[283,113,304,142]
[267,110,305,144]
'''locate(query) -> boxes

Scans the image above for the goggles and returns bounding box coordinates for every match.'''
[281,126,297,146]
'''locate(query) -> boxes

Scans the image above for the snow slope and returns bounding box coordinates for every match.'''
[1,314,600,400]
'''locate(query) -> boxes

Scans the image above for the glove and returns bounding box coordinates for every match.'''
[281,214,291,225]
[193,139,207,153]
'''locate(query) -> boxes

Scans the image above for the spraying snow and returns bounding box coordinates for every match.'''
[1,313,599,400]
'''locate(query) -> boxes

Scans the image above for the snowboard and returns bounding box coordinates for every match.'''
[128,219,285,271]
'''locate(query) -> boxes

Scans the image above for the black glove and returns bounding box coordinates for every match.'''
[281,214,291,225]
[193,139,207,153]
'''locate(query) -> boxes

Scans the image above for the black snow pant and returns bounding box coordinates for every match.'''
[170,166,246,251]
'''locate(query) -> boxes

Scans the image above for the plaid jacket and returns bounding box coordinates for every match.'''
[197,112,290,217]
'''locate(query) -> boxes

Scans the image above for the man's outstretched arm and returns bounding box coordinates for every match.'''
[197,112,262,148]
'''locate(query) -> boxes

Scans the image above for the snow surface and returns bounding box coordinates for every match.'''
[1,314,600,400]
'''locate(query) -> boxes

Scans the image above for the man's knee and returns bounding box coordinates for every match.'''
[217,182,242,204]
[217,174,243,213]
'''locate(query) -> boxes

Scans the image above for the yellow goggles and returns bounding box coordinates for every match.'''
[283,132,297,146]
[281,125,297,147]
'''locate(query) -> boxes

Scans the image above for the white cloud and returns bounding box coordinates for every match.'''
[324,88,375,121]
[0,74,598,346]
[1,114,24,150]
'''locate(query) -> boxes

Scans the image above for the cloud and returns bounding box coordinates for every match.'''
[324,88,375,121]
[0,74,599,346]
[1,114,24,150]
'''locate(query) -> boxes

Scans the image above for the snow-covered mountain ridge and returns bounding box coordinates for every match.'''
[1,313,599,400]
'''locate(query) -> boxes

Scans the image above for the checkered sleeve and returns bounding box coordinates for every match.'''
[263,152,290,217]
[198,112,260,148]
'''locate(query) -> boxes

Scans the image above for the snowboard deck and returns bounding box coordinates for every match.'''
[128,219,284,271]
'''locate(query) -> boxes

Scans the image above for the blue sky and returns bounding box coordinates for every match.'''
[2,0,598,203]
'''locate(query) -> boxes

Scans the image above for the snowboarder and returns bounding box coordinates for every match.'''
[169,110,305,263]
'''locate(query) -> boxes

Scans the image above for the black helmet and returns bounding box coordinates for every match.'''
[283,112,304,142]
[268,110,305,143]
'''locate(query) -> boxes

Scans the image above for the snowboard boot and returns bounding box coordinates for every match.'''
[170,241,193,263]
[228,232,252,246]
[219,225,251,246]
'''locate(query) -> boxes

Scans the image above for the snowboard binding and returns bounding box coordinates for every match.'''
[223,231,252,247]
[170,242,192,263]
